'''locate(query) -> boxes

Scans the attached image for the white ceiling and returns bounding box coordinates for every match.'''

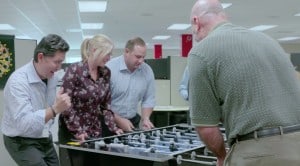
[1,0,300,58]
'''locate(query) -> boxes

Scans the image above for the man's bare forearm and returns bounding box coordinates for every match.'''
[196,126,226,160]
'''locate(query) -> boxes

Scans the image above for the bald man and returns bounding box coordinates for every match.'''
[188,0,300,165]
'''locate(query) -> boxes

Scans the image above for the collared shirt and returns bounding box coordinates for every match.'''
[60,62,118,138]
[106,55,156,119]
[188,22,300,144]
[1,60,57,138]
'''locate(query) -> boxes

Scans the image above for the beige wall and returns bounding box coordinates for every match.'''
[155,80,171,105]
[281,43,300,54]
[170,56,189,106]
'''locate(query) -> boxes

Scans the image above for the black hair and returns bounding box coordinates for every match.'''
[33,34,69,62]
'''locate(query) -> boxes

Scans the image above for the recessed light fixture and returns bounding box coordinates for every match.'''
[83,35,94,39]
[0,24,15,30]
[278,37,300,41]
[81,23,103,29]
[152,36,170,40]
[249,25,277,31]
[221,3,232,9]
[66,29,82,32]
[78,1,107,12]
[167,24,191,30]
[294,13,300,16]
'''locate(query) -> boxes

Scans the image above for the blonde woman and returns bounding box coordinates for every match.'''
[59,34,123,165]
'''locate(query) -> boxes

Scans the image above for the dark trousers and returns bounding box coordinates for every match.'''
[3,134,59,166]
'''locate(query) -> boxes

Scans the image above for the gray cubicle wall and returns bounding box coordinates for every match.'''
[170,56,188,106]
[145,56,188,107]
[145,57,172,106]
[0,38,36,166]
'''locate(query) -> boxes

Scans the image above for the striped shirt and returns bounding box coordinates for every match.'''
[1,61,57,138]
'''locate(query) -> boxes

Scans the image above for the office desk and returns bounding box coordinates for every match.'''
[154,106,189,112]
[152,106,189,127]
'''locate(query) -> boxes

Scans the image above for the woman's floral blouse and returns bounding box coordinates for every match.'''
[61,61,119,138]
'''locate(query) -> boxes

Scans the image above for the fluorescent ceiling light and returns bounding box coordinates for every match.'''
[278,37,300,41]
[249,25,277,31]
[167,24,191,30]
[294,13,300,16]
[83,35,94,39]
[78,1,107,12]
[152,35,170,40]
[66,29,82,32]
[221,3,232,9]
[0,24,15,30]
[81,23,103,29]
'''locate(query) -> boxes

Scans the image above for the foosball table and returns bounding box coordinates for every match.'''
[59,124,226,166]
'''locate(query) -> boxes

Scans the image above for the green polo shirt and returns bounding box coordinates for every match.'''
[188,22,300,143]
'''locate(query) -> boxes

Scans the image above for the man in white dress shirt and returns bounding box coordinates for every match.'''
[1,34,71,166]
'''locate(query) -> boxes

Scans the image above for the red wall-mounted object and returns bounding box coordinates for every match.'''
[181,34,193,57]
[154,44,162,59]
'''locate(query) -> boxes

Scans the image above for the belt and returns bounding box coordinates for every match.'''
[5,135,52,144]
[232,124,300,145]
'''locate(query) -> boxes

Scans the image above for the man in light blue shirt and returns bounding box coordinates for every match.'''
[1,34,71,166]
[106,37,156,132]
[179,66,189,101]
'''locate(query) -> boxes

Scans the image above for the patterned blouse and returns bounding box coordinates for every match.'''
[61,61,118,138]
